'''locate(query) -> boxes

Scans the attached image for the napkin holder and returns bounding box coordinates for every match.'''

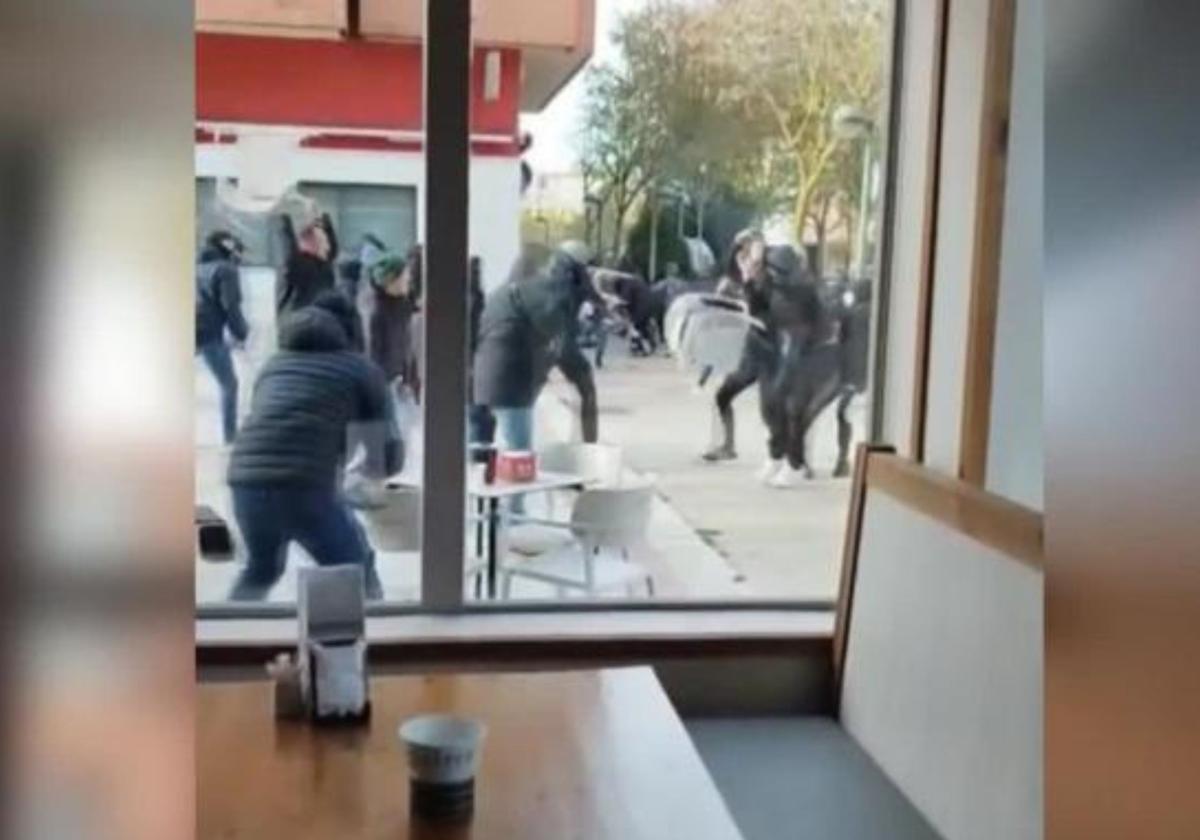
[297,566,371,725]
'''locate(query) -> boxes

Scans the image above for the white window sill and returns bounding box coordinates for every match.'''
[197,608,835,649]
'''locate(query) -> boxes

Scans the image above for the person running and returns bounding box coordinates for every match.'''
[276,210,339,319]
[195,230,249,444]
[225,306,393,601]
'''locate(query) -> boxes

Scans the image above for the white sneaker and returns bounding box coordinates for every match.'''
[769,465,815,488]
[756,459,785,484]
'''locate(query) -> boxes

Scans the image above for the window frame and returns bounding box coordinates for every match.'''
[195,0,907,625]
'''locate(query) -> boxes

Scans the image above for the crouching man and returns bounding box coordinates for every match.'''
[226,307,395,601]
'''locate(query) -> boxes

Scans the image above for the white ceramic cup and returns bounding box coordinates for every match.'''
[398,715,487,785]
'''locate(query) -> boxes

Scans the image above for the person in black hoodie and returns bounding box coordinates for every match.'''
[195,231,249,444]
[367,250,420,388]
[275,211,339,320]
[226,307,391,601]
[473,241,600,453]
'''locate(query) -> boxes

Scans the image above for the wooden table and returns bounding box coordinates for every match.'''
[198,667,743,840]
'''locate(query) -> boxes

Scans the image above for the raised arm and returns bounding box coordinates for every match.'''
[277,213,298,261]
[320,212,339,261]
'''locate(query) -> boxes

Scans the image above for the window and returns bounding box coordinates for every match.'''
[194,0,899,617]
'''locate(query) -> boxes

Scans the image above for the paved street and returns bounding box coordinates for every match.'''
[549,338,866,602]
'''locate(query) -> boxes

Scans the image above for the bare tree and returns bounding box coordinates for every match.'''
[689,0,886,245]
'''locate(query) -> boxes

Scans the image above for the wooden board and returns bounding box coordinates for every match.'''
[198,667,744,840]
[958,0,1017,484]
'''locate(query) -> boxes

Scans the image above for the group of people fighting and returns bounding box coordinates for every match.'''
[195,208,604,600]
[695,229,867,488]
[196,205,867,600]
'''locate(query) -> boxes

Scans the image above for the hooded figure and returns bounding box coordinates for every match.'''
[225,307,391,601]
[702,232,811,463]
[196,231,248,444]
[473,242,600,451]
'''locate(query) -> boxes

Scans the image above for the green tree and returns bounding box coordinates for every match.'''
[578,64,668,261]
[688,0,886,245]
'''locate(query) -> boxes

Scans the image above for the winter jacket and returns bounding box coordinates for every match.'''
[227,307,395,489]
[195,246,249,347]
[368,287,418,383]
[312,289,366,354]
[275,213,339,317]
[472,253,593,409]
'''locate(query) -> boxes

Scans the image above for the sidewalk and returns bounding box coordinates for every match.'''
[547,344,865,601]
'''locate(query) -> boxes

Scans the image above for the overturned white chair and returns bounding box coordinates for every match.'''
[500,482,655,599]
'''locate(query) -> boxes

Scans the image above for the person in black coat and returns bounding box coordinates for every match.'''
[472,241,600,452]
[702,233,824,469]
[275,211,339,320]
[367,249,421,390]
[196,231,249,444]
[226,307,392,601]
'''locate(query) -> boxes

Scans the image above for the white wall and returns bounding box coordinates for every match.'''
[195,143,521,292]
[922,0,990,473]
[986,0,1043,509]
[842,493,1043,840]
[880,0,941,455]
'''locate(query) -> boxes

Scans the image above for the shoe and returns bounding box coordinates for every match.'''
[702,445,737,462]
[757,459,785,484]
[769,465,814,488]
[833,460,851,479]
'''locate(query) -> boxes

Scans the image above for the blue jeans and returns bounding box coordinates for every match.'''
[228,484,383,601]
[493,407,534,512]
[494,407,534,451]
[198,340,238,444]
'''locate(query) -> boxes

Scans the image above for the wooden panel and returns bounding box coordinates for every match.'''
[197,668,743,839]
[841,490,1042,840]
[958,0,1017,484]
[909,0,951,460]
[832,444,893,710]
[867,452,1041,567]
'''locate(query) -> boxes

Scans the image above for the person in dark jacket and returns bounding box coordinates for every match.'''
[702,232,820,466]
[367,250,420,387]
[473,241,599,453]
[312,288,365,354]
[226,307,390,601]
[466,256,496,444]
[196,231,249,444]
[275,211,339,320]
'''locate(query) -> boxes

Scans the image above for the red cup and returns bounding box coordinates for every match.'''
[496,451,537,484]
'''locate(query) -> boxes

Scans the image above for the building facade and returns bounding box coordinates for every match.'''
[195,0,595,290]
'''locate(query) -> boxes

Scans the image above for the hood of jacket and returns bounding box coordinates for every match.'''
[277,307,350,353]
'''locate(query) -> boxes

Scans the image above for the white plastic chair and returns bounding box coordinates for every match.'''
[360,486,488,595]
[500,483,656,599]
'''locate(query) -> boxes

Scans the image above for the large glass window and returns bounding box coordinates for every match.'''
[195,0,897,616]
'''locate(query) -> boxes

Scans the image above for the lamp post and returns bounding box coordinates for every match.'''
[832,105,877,280]
[583,194,603,256]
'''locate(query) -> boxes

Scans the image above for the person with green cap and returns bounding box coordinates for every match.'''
[367,246,421,394]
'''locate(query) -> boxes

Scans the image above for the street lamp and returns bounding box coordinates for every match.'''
[832,105,877,280]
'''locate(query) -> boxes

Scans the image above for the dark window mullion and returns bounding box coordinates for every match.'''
[421,0,471,611]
